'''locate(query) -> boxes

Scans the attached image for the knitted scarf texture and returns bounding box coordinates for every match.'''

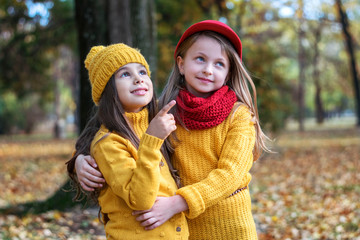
[176,86,237,130]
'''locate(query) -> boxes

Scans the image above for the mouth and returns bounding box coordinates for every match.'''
[197,77,213,83]
[131,88,148,95]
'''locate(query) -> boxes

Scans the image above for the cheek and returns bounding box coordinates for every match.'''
[147,81,154,98]
[222,70,230,82]
[148,88,154,99]
[183,65,196,77]
[115,84,125,96]
[214,72,228,86]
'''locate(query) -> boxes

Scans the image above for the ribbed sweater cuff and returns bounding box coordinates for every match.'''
[140,133,164,150]
[176,186,205,219]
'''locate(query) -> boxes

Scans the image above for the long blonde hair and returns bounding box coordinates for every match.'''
[159,31,271,160]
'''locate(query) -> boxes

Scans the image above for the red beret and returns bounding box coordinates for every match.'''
[174,20,242,60]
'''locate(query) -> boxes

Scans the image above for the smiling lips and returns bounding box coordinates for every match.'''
[131,88,148,95]
[197,77,212,83]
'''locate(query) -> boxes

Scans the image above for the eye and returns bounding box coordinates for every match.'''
[120,71,130,78]
[195,56,205,62]
[215,61,225,67]
[139,69,147,75]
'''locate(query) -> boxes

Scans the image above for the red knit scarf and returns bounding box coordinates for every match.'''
[176,86,237,130]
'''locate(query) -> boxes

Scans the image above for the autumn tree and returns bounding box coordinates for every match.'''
[296,0,306,131]
[0,0,75,134]
[311,18,326,124]
[75,0,108,132]
[335,0,360,127]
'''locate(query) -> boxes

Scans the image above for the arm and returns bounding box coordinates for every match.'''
[75,154,105,191]
[133,195,188,230]
[177,105,256,219]
[94,132,164,210]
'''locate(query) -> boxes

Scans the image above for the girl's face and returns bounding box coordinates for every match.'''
[177,35,230,98]
[114,63,153,112]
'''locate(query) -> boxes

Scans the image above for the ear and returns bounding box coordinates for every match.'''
[177,56,184,75]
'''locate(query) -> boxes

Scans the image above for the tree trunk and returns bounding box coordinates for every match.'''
[75,0,108,133]
[335,0,360,127]
[131,0,157,87]
[297,0,306,131]
[313,22,325,124]
[54,63,62,138]
[108,0,132,45]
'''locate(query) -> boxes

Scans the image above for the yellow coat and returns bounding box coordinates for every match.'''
[91,108,188,240]
[174,104,258,240]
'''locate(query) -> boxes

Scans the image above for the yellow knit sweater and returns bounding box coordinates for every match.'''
[173,104,258,240]
[91,108,189,240]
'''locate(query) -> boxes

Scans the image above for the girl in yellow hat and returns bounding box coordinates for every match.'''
[66,43,189,240]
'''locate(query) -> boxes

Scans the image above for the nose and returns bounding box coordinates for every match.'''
[202,64,213,76]
[134,75,144,84]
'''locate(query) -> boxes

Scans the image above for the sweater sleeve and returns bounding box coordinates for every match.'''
[176,105,256,219]
[92,131,164,210]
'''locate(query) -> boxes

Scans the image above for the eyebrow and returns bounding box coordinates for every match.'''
[119,65,132,71]
[121,64,146,71]
[196,51,227,61]
[115,66,128,74]
[116,65,146,75]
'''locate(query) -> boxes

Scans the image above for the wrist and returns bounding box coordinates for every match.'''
[173,195,189,213]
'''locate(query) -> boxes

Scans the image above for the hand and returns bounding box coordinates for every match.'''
[146,100,177,140]
[75,154,105,191]
[132,195,188,230]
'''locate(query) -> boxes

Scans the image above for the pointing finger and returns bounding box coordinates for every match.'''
[158,100,176,116]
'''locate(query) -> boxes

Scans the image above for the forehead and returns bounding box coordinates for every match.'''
[115,63,145,75]
[188,35,228,59]
[193,35,218,46]
[118,62,145,70]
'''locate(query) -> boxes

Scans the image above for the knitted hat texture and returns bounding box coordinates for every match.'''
[85,43,150,105]
[175,20,242,60]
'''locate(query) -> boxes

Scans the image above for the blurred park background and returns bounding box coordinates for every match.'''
[0,0,359,239]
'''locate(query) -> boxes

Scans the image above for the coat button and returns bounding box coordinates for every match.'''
[160,231,165,237]
[135,229,141,234]
[176,226,181,232]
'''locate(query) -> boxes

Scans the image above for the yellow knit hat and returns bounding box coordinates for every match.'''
[84,43,151,105]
